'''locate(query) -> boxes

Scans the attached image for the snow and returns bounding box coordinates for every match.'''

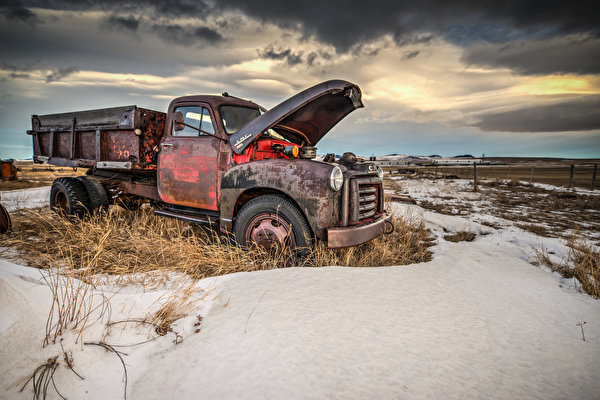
[0,187,50,212]
[1,184,600,399]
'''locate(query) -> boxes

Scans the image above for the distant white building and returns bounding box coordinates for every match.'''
[372,160,411,166]
[432,158,483,165]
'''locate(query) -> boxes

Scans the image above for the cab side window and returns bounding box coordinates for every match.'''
[172,106,215,137]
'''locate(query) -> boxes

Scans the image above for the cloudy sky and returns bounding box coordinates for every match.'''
[1,0,599,159]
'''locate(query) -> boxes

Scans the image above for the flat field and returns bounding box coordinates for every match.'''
[0,160,84,191]
[385,158,600,190]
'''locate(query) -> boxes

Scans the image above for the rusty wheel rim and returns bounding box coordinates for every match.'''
[52,190,68,213]
[0,203,10,234]
[244,212,296,252]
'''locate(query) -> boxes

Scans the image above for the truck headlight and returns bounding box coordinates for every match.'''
[330,166,343,191]
[377,166,384,179]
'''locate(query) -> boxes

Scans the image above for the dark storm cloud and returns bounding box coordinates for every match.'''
[258,45,304,66]
[16,1,600,49]
[23,0,210,16]
[151,23,223,45]
[0,62,79,82]
[102,14,140,32]
[463,35,600,75]
[45,66,78,82]
[403,50,419,60]
[474,96,600,132]
[0,61,40,73]
[213,0,600,51]
[0,0,38,23]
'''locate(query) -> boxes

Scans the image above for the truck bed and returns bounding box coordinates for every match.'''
[28,106,166,170]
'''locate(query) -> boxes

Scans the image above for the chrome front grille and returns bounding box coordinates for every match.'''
[358,184,378,220]
[344,176,382,225]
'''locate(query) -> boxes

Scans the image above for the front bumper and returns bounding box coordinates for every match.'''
[326,211,393,248]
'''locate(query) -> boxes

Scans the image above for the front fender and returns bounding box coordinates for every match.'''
[220,159,341,239]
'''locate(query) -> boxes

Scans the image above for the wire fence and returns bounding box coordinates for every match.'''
[385,163,598,191]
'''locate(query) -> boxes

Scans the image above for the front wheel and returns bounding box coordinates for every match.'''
[234,195,313,258]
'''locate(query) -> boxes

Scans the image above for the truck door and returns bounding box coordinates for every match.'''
[157,103,222,210]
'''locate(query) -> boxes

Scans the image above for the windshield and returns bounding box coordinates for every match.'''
[220,106,261,134]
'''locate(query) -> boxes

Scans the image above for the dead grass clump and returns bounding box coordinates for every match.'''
[0,208,433,281]
[516,223,553,237]
[302,215,434,267]
[444,231,476,242]
[19,357,63,400]
[148,278,201,336]
[565,240,600,298]
[532,240,600,298]
[42,262,111,346]
[418,200,454,215]
[0,208,283,282]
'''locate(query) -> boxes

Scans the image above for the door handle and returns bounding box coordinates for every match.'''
[161,143,174,148]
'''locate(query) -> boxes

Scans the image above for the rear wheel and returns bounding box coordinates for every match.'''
[50,177,90,217]
[77,175,109,212]
[234,195,313,259]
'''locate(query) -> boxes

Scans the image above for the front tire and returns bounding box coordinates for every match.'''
[234,195,313,258]
[50,177,90,217]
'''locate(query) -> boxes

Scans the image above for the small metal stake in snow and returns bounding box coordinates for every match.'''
[576,321,587,341]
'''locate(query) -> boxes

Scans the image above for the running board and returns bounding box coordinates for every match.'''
[154,208,218,226]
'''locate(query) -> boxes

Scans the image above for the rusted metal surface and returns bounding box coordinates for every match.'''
[91,170,161,202]
[157,102,223,210]
[220,159,340,239]
[1,159,17,180]
[28,80,393,248]
[230,80,363,155]
[29,106,166,170]
[327,211,393,248]
[0,203,11,233]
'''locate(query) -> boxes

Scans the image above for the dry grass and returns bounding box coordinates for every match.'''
[19,357,62,400]
[0,207,434,283]
[42,261,111,346]
[444,231,476,242]
[304,215,434,267]
[564,240,600,298]
[532,240,600,298]
[148,277,203,337]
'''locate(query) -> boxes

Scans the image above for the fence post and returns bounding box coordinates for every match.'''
[507,166,511,179]
[530,166,534,184]
[592,164,597,191]
[473,164,478,192]
[569,164,575,189]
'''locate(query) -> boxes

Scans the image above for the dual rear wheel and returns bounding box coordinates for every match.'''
[50,176,109,216]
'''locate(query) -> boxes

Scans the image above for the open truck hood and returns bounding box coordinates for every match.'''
[230,80,363,154]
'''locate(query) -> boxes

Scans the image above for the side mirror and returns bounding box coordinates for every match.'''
[173,111,184,132]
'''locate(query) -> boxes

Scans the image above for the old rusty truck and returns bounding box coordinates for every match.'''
[27,79,393,251]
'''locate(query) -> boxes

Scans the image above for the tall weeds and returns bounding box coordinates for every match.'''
[39,250,112,346]
[0,207,433,282]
